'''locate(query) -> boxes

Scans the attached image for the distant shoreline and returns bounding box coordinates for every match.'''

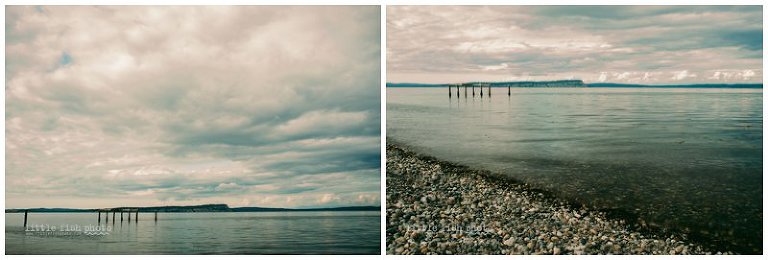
[386,82,762,89]
[5,205,380,213]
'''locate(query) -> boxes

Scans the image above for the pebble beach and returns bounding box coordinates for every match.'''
[385,143,729,255]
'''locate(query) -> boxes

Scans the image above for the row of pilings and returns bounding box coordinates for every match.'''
[96,209,159,224]
[21,208,160,228]
[448,83,512,98]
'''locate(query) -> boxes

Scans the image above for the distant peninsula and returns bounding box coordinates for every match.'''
[387,80,585,88]
[386,80,762,89]
[5,204,380,213]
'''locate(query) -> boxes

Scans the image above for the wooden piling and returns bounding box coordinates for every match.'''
[448,85,451,98]
[128,211,131,222]
[135,210,139,222]
[155,211,158,222]
[488,84,491,97]
[112,212,116,222]
[456,85,460,97]
[23,210,28,228]
[121,212,124,222]
[508,85,511,96]
[98,211,101,224]
[480,84,483,97]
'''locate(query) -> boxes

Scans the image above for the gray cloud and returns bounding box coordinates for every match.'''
[387,6,762,84]
[719,29,763,51]
[6,6,380,209]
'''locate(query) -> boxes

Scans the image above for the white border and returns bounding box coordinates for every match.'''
[2,0,767,259]
[0,0,766,4]
[0,0,765,5]
[380,4,388,257]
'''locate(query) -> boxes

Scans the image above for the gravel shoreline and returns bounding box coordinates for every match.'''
[385,143,728,255]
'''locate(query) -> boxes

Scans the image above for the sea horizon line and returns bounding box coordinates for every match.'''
[5,203,381,213]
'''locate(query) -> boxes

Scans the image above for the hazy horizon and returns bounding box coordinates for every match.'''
[5,203,381,210]
[385,80,763,85]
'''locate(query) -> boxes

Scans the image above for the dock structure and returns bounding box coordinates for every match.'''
[445,82,492,98]
[449,84,466,99]
[454,85,461,97]
[448,80,585,99]
[19,207,153,227]
[94,207,144,223]
[456,84,460,97]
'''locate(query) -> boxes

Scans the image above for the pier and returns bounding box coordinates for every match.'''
[93,207,159,224]
[480,83,483,97]
[448,80,585,99]
[13,204,231,227]
[19,207,159,227]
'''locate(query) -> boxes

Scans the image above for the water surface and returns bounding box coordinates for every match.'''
[6,211,380,254]
[387,87,762,254]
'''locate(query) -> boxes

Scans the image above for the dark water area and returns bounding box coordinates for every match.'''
[387,87,762,254]
[6,211,380,254]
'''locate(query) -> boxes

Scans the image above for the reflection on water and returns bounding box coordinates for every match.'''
[6,211,380,254]
[387,87,762,254]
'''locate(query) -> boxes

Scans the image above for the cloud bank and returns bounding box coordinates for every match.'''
[6,6,381,209]
[387,6,762,84]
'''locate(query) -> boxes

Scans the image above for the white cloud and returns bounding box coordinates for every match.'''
[273,110,368,139]
[642,72,652,81]
[6,6,381,209]
[671,70,697,81]
[742,69,756,80]
[708,71,722,80]
[387,6,762,84]
[481,63,510,71]
[615,72,631,80]
[598,72,608,82]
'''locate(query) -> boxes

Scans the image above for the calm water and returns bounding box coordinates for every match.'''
[6,211,380,254]
[387,87,762,254]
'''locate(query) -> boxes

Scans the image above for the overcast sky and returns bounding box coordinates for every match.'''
[387,6,762,84]
[6,6,380,209]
